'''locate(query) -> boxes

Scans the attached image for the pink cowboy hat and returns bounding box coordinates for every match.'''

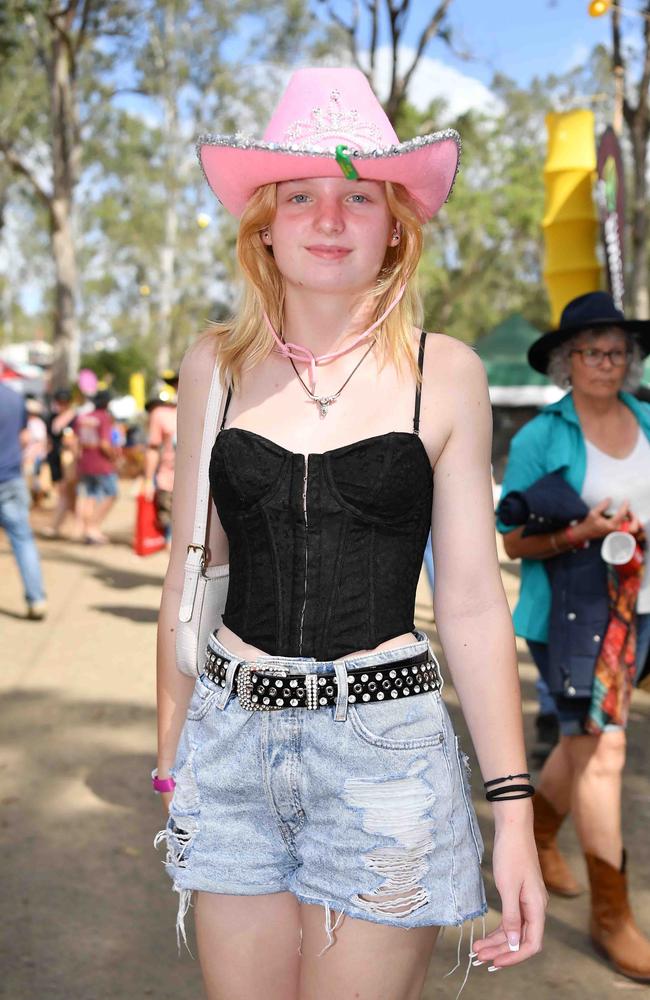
[197,67,460,220]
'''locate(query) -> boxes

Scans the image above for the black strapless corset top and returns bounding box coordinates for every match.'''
[209,427,433,660]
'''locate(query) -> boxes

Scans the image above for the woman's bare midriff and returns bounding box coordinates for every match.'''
[216,623,421,663]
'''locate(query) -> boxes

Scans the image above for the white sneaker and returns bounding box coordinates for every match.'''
[26,600,48,621]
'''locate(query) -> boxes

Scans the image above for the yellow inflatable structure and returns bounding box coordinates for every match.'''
[543,110,601,324]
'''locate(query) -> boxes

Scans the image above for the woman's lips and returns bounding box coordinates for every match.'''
[305,245,352,260]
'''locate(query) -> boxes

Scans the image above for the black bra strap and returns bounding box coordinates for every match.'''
[220,384,233,431]
[413,331,427,436]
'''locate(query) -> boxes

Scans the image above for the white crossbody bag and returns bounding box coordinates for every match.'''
[175,363,230,677]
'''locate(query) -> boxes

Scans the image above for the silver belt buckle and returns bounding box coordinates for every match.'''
[236,663,289,712]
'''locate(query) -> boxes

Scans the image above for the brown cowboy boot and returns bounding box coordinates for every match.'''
[533,791,582,897]
[586,851,650,981]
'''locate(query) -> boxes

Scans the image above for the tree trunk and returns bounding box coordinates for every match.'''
[156,3,180,372]
[48,9,81,388]
[157,198,177,371]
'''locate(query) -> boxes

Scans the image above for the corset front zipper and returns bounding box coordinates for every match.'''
[298,455,309,654]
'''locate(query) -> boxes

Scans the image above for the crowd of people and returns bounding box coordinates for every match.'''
[0,370,178,620]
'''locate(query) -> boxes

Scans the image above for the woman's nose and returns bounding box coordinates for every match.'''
[315,200,344,234]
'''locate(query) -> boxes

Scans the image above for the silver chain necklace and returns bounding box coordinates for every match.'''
[287,339,377,417]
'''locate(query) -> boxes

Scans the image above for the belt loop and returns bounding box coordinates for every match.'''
[332,661,349,722]
[430,649,444,693]
[215,657,240,710]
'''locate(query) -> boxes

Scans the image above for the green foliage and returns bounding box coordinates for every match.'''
[0,10,634,359]
[80,343,156,395]
[411,78,551,344]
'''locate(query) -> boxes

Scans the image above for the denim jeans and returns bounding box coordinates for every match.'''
[0,477,46,604]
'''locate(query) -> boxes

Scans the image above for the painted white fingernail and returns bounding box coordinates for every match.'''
[468,951,478,958]
[472,960,484,966]
[507,932,520,951]
[488,966,500,972]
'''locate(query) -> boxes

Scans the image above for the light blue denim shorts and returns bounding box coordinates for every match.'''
[78,472,119,499]
[155,629,487,946]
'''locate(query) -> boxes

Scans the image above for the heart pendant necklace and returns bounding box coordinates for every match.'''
[287,339,377,418]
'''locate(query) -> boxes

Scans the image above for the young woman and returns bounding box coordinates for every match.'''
[155,68,546,999]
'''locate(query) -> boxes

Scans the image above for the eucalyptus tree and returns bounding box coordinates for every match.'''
[314,0,460,123]
[415,77,551,343]
[0,0,135,387]
[118,0,313,370]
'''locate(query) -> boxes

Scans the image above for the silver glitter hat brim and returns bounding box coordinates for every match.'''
[196,128,461,220]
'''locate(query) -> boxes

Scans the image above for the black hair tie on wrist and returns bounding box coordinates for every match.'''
[485,783,535,802]
[483,772,531,788]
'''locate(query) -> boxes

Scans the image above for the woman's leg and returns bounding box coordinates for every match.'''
[195,891,302,1000]
[536,736,573,814]
[299,903,439,1000]
[566,731,650,979]
[534,736,582,896]
[566,731,625,868]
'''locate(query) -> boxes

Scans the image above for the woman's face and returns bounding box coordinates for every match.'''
[568,327,630,399]
[268,177,395,297]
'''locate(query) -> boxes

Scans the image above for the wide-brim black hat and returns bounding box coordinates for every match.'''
[528,291,650,374]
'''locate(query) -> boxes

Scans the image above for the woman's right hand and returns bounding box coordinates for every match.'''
[574,497,633,542]
[160,790,174,814]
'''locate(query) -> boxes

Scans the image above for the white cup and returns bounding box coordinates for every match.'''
[601,531,636,565]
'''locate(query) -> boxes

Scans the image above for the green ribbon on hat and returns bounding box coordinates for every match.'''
[335,144,359,180]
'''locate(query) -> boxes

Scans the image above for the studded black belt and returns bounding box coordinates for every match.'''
[203,647,442,712]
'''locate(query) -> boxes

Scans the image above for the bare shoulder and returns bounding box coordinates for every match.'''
[421,331,488,391]
[179,330,219,386]
[416,332,490,461]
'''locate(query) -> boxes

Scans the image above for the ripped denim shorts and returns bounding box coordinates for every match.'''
[155,629,487,948]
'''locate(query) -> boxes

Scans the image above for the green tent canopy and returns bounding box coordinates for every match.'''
[475,313,563,406]
[475,313,549,386]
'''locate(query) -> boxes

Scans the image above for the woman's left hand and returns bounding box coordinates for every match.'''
[471,824,548,969]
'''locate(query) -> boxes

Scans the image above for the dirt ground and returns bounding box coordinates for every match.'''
[1,489,649,1000]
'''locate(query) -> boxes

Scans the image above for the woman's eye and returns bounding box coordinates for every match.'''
[348,193,369,203]
[290,193,310,204]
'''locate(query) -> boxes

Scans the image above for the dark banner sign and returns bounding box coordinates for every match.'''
[596,126,625,308]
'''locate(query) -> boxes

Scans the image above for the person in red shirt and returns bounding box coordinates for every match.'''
[72,390,119,544]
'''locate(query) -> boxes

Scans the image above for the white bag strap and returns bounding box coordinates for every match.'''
[178,362,227,622]
[192,361,225,550]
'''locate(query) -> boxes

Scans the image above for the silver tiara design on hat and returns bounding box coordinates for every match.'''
[283,89,384,152]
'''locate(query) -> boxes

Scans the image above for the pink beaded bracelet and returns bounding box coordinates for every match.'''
[151,768,176,794]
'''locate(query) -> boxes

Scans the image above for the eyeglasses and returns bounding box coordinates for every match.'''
[570,347,631,367]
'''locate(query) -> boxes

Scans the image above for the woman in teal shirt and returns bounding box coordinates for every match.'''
[499,292,650,983]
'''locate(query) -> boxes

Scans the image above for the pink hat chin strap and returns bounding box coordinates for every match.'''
[263,283,407,391]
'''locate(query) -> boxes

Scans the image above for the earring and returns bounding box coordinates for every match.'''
[392,230,400,244]
[262,229,271,244]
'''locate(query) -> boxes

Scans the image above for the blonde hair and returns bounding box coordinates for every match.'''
[205,181,425,388]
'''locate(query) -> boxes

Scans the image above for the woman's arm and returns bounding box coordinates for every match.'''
[503,499,635,561]
[424,338,546,966]
[156,335,229,807]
